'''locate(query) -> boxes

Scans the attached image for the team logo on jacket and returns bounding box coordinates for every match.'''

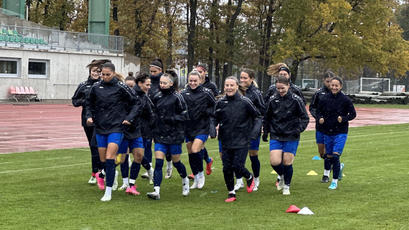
[99,86,104,88]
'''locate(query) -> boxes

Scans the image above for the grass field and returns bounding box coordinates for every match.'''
[1,124,409,230]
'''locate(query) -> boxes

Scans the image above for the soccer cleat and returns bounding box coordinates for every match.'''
[147,191,160,200]
[148,168,154,185]
[100,193,111,202]
[88,176,97,184]
[321,175,330,183]
[206,157,213,175]
[283,185,290,195]
[112,170,119,191]
[234,180,244,191]
[96,172,105,190]
[182,177,190,196]
[197,173,205,189]
[188,173,195,180]
[277,176,284,191]
[126,186,140,196]
[141,172,149,179]
[328,182,337,190]
[339,163,344,181]
[165,166,173,179]
[190,175,198,189]
[253,177,260,191]
[225,193,236,203]
[246,175,255,193]
[118,183,129,191]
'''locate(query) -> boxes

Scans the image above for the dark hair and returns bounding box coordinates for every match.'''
[323,71,335,79]
[278,66,290,75]
[128,72,134,77]
[197,63,208,72]
[87,59,111,75]
[275,75,290,85]
[241,68,255,79]
[331,76,343,86]
[150,58,163,70]
[102,62,115,72]
[165,69,179,91]
[135,72,150,83]
[125,76,136,82]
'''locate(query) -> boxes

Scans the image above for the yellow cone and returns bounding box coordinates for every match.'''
[270,170,277,175]
[307,170,318,176]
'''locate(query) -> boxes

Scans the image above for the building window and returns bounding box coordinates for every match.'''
[0,58,20,78]
[28,59,49,79]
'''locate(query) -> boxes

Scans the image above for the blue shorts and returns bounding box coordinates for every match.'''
[218,140,222,153]
[118,137,144,154]
[269,139,299,155]
[249,137,261,151]
[95,133,123,148]
[324,134,347,155]
[315,131,325,144]
[185,134,208,143]
[154,143,182,155]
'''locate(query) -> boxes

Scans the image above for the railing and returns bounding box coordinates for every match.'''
[0,25,124,53]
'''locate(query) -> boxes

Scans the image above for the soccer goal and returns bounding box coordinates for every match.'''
[360,77,390,93]
[302,79,318,89]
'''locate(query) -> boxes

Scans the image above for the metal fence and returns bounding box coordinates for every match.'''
[0,25,124,53]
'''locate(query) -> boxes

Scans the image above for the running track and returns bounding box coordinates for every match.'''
[0,104,408,154]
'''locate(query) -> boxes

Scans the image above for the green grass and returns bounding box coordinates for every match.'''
[1,124,409,230]
[354,104,409,109]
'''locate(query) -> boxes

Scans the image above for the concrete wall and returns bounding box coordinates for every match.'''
[0,48,140,100]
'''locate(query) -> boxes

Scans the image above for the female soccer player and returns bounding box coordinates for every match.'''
[72,59,110,184]
[263,75,309,195]
[316,76,356,190]
[86,62,138,201]
[213,76,261,202]
[234,68,265,191]
[309,71,335,183]
[181,71,216,190]
[147,72,190,200]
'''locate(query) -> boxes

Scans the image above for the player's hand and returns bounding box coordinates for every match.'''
[86,118,93,126]
[337,116,342,123]
[122,120,131,125]
[319,118,324,124]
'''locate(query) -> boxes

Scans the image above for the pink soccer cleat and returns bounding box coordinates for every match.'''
[95,172,105,190]
[126,186,140,196]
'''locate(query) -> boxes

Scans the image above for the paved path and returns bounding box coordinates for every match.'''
[0,104,408,154]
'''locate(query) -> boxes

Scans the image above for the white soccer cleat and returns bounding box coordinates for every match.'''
[277,175,284,191]
[88,176,97,184]
[190,175,198,189]
[118,183,129,191]
[165,165,173,179]
[253,177,260,191]
[283,185,290,195]
[112,170,119,191]
[141,171,149,179]
[234,179,244,191]
[100,193,112,202]
[147,191,160,200]
[197,173,205,189]
[182,177,190,196]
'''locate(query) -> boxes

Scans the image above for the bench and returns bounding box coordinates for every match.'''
[8,86,38,102]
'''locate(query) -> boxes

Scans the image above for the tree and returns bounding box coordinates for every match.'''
[397,3,409,41]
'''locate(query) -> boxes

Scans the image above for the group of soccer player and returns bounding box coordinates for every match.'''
[72,58,356,202]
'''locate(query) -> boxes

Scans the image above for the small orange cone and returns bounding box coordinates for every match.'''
[286,205,301,213]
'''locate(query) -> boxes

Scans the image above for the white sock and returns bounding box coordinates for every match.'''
[332,179,338,185]
[105,186,112,196]
[229,190,236,195]
[154,186,160,193]
[149,162,152,167]
[198,171,204,177]
[324,170,330,177]
[236,178,243,184]
[167,161,172,169]
[123,178,129,185]
[129,179,136,185]
[277,175,281,180]
[101,169,106,176]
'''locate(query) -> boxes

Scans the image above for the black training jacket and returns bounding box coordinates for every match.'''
[202,77,219,97]
[316,91,356,135]
[214,92,261,149]
[152,87,188,144]
[263,91,309,141]
[134,85,155,139]
[123,90,144,140]
[264,83,306,105]
[72,77,100,127]
[85,77,139,135]
[148,73,162,100]
[181,85,216,138]
[309,86,331,132]
[243,83,266,115]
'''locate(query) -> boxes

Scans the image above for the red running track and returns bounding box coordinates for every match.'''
[0,104,408,154]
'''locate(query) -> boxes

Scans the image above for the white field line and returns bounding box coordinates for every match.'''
[0,162,88,174]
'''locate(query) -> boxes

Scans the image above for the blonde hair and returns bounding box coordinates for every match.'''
[267,63,288,76]
[114,72,124,82]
